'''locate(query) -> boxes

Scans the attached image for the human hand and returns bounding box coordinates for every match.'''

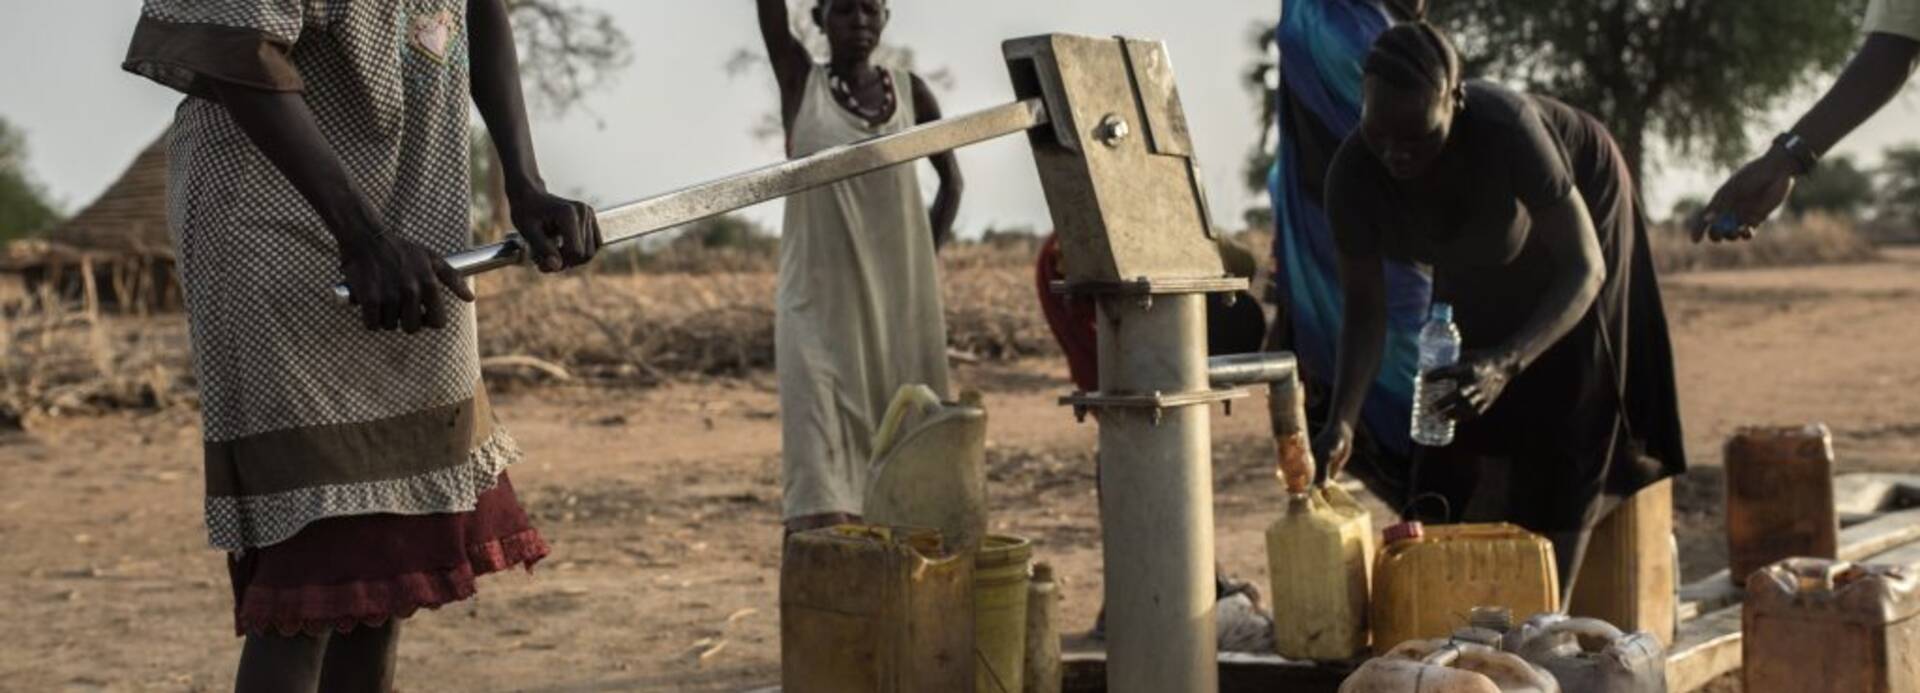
[1693,151,1797,243]
[510,190,603,272]
[340,233,476,333]
[1423,350,1521,423]
[1311,421,1355,484]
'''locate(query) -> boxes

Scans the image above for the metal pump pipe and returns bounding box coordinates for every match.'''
[1093,292,1219,692]
[1207,353,1298,387]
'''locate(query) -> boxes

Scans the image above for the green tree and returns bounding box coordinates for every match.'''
[1788,155,1875,218]
[1428,1,1867,181]
[0,118,62,242]
[1879,145,1920,227]
[1668,196,1706,226]
[1241,21,1279,224]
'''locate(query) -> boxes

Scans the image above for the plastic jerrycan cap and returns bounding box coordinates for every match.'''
[1469,606,1513,633]
[1383,521,1425,545]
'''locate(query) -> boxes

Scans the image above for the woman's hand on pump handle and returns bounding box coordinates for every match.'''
[340,229,475,333]
[340,188,599,334]
[511,189,603,273]
[1423,350,1521,423]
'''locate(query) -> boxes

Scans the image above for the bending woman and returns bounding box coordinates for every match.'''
[1312,22,1687,589]
[1267,0,1430,505]
[756,0,964,534]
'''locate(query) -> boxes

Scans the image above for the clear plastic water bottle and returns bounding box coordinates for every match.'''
[1411,302,1461,447]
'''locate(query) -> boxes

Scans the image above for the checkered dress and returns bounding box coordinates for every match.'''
[125,0,519,552]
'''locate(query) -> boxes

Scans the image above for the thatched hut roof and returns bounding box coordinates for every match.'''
[2,134,182,313]
[42,135,172,256]
[2,135,171,269]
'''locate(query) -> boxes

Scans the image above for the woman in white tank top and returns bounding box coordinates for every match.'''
[755,0,965,535]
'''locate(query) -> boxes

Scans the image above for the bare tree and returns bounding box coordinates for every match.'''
[474,0,633,241]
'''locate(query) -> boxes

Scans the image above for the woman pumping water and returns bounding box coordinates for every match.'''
[1313,20,1688,595]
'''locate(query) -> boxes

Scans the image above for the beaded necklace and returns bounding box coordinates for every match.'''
[827,66,896,125]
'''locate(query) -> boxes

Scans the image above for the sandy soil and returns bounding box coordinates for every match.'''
[5,248,1919,691]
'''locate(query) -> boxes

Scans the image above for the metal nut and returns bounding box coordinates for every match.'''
[1096,114,1131,148]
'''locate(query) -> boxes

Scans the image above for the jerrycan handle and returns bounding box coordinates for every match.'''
[1775,558,1854,593]
[871,384,941,461]
[1420,643,1466,668]
[1321,482,1361,509]
[1539,616,1625,645]
[1517,616,1646,663]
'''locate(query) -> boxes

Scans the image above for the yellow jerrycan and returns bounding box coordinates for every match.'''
[1268,483,1375,661]
[1340,640,1560,693]
[1372,522,1560,652]
[864,385,988,553]
[781,526,974,692]
[973,535,1033,693]
[861,386,1031,692]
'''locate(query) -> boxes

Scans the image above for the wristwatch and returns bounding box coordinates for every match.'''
[1771,132,1820,176]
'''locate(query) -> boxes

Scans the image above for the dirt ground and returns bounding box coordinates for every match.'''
[5,248,1919,692]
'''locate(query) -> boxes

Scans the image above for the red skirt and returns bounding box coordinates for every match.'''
[227,473,548,637]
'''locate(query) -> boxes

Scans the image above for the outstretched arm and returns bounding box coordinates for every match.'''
[1695,33,1920,241]
[1785,34,1920,157]
[469,0,601,272]
[757,0,814,128]
[912,75,963,249]
[1310,245,1387,479]
[1324,250,1387,439]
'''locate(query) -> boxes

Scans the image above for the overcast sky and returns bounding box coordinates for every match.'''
[4,1,1917,239]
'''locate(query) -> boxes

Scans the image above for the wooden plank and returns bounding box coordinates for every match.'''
[1678,574,1742,619]
[1843,512,1884,527]
[1678,508,1920,619]
[1667,603,1743,692]
[1862,535,1920,571]
[1838,508,1920,563]
[1667,510,1920,692]
[1834,473,1920,516]
[1062,650,1351,693]
[1834,474,1900,516]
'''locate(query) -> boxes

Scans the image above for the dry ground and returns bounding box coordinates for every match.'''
[5,248,1920,691]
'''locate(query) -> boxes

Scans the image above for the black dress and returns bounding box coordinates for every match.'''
[1325,81,1686,534]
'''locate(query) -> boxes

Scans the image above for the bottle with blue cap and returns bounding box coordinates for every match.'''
[1412,302,1461,447]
